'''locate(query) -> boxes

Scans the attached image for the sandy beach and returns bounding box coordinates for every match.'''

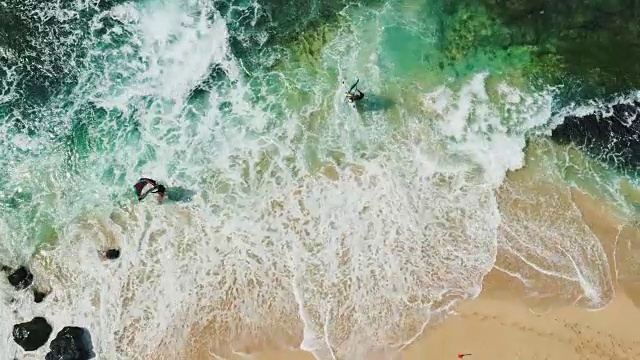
[218,274,640,360]
[402,287,640,360]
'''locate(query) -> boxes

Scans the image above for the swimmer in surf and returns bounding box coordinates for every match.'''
[345,79,364,103]
[134,178,166,203]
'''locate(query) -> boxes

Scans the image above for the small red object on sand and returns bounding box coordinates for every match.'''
[458,355,464,359]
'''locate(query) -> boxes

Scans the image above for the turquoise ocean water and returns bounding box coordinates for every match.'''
[1,0,639,358]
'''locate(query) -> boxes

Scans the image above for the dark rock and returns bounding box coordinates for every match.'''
[12,317,53,351]
[551,101,640,171]
[1,264,11,272]
[104,249,120,260]
[7,266,34,290]
[34,289,49,303]
[45,326,95,360]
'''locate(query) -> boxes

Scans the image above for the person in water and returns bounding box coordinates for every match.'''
[134,178,166,202]
[345,79,364,103]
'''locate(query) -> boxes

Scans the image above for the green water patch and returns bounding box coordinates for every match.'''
[447,0,640,99]
[298,1,558,92]
[434,3,567,90]
[286,21,345,70]
[359,0,561,92]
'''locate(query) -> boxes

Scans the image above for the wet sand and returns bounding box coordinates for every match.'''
[229,285,640,360]
[403,287,640,360]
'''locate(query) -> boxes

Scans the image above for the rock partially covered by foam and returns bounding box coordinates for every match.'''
[7,266,34,290]
[12,317,53,351]
[104,248,120,260]
[552,101,640,169]
[45,326,95,360]
[33,289,49,303]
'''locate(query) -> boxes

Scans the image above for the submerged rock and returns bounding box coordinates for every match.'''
[45,326,95,360]
[33,289,49,303]
[12,317,53,351]
[104,249,120,260]
[7,266,34,290]
[551,101,640,171]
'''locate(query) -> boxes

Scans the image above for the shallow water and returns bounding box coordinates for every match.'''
[1,0,639,359]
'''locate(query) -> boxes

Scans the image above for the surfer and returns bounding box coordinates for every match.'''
[345,79,364,103]
[134,178,166,202]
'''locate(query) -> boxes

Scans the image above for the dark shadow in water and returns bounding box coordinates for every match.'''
[357,94,396,113]
[166,186,196,202]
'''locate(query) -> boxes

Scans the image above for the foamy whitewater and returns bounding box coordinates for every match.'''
[0,0,637,359]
